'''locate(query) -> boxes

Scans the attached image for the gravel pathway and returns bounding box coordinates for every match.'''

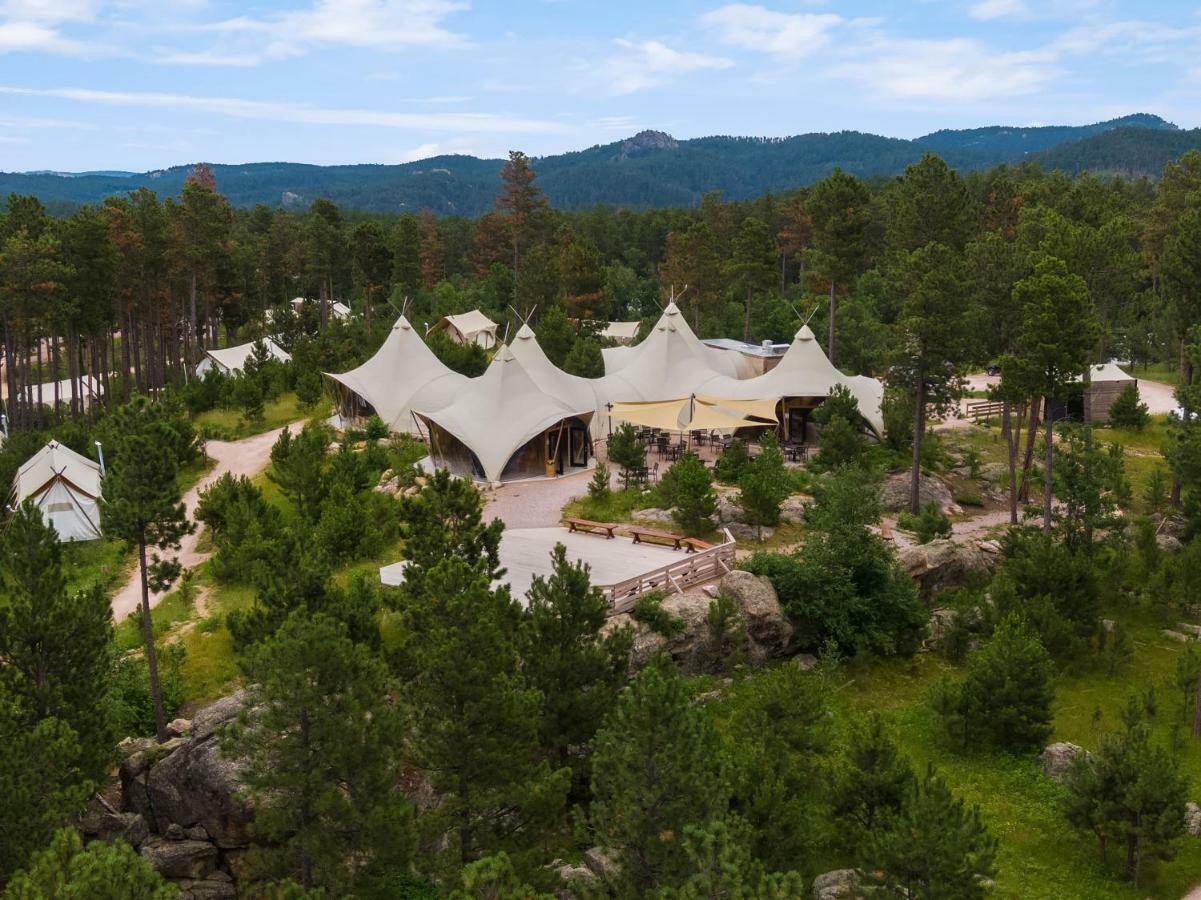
[482,467,595,530]
[109,422,300,622]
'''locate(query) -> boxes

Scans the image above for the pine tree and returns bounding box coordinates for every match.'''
[519,544,631,798]
[1107,382,1149,430]
[930,616,1055,753]
[864,766,997,899]
[1063,705,1188,884]
[832,713,914,844]
[397,467,504,605]
[664,451,716,536]
[657,819,807,899]
[228,612,411,893]
[738,433,791,538]
[388,215,423,297]
[0,703,88,881]
[402,557,568,873]
[99,396,194,742]
[268,420,331,521]
[2,827,175,899]
[606,424,646,490]
[0,503,114,780]
[496,150,548,298]
[590,655,728,895]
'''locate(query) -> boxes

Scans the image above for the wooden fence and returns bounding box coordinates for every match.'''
[965,400,1004,422]
[601,528,738,615]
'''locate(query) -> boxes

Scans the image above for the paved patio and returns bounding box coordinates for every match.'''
[380,525,689,603]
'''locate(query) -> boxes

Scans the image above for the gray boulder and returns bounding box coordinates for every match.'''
[779,495,807,524]
[177,879,237,900]
[719,570,792,659]
[582,846,622,886]
[727,522,774,543]
[1040,742,1089,783]
[898,538,995,595]
[717,493,743,525]
[139,837,218,880]
[812,868,862,899]
[1186,801,1201,837]
[1157,533,1183,553]
[122,691,254,848]
[633,507,676,526]
[880,472,953,512]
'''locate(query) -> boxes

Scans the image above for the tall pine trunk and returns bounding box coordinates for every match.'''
[1019,397,1041,503]
[828,281,837,367]
[1003,401,1019,524]
[910,378,926,515]
[138,539,168,742]
[1043,411,1054,533]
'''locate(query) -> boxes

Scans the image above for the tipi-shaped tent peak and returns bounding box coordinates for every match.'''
[795,324,816,341]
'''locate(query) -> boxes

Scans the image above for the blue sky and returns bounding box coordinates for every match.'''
[1,0,1199,171]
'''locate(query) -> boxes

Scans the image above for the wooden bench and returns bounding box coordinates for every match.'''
[566,517,618,538]
[683,537,714,553]
[628,526,691,551]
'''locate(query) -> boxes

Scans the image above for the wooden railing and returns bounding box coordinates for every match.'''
[600,528,737,615]
[965,400,1004,422]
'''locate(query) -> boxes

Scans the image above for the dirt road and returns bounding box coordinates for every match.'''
[109,422,299,622]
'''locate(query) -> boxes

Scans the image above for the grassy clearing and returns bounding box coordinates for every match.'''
[562,486,657,524]
[1123,363,1181,388]
[62,538,131,597]
[193,393,328,441]
[834,611,1201,899]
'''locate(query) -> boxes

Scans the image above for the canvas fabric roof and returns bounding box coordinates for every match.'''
[610,395,778,432]
[414,345,594,483]
[12,440,102,541]
[199,338,291,376]
[695,325,885,434]
[434,309,498,342]
[29,375,102,406]
[595,303,743,403]
[325,315,468,433]
[509,323,603,415]
[1086,363,1134,383]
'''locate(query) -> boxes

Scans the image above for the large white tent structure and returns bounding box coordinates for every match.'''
[11,440,102,541]
[195,338,291,377]
[429,309,499,349]
[414,345,594,484]
[325,315,468,433]
[509,323,604,428]
[693,324,885,436]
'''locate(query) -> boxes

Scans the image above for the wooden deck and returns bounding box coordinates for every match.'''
[380,526,736,614]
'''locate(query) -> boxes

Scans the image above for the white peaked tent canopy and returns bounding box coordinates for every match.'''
[1083,363,1134,383]
[430,309,498,348]
[11,440,102,541]
[600,321,640,344]
[196,338,291,377]
[696,325,885,435]
[509,323,603,416]
[325,315,468,433]
[415,345,594,484]
[596,302,743,403]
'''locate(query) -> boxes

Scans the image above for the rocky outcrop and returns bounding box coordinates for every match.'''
[603,574,792,674]
[582,846,622,886]
[632,507,676,527]
[122,690,254,848]
[779,495,807,524]
[880,472,953,512]
[897,537,998,595]
[720,570,792,660]
[83,692,256,897]
[727,522,774,543]
[812,868,862,899]
[1040,742,1090,783]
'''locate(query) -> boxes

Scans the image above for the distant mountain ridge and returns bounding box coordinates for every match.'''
[4,114,1195,215]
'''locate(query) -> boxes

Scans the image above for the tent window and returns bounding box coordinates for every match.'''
[46,502,74,512]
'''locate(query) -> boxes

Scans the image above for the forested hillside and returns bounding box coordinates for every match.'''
[3,148,1201,899]
[3,114,1198,214]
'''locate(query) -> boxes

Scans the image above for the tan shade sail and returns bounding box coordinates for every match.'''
[609,395,777,432]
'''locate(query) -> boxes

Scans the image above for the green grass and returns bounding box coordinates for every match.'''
[62,538,131,597]
[833,612,1201,899]
[114,587,196,651]
[562,486,656,524]
[1122,363,1181,388]
[193,393,328,441]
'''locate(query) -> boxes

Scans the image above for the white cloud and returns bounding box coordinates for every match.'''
[0,0,99,53]
[0,0,99,25]
[832,37,1058,100]
[702,4,842,58]
[969,0,1028,21]
[601,39,733,95]
[0,85,566,135]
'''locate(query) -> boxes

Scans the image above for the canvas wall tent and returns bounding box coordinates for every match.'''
[694,325,885,436]
[290,298,352,320]
[11,440,102,541]
[429,309,499,349]
[26,375,103,411]
[600,321,640,345]
[195,338,291,377]
[414,345,595,484]
[325,315,468,433]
